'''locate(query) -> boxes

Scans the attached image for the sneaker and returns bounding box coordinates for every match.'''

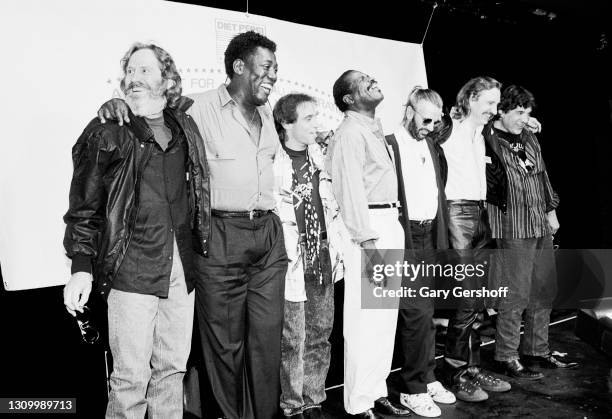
[452,380,488,403]
[470,370,511,392]
[400,393,441,417]
[427,381,456,404]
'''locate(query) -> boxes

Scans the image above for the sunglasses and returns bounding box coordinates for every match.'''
[412,107,442,127]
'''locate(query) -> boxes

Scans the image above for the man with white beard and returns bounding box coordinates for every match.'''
[63,43,210,419]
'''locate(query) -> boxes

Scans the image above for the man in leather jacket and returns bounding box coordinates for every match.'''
[63,43,210,419]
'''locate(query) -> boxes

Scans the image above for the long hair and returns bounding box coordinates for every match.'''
[119,42,182,109]
[452,76,501,119]
[401,85,443,127]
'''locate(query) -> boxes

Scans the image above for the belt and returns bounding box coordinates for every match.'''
[447,199,486,208]
[211,209,273,219]
[410,219,433,226]
[368,202,400,209]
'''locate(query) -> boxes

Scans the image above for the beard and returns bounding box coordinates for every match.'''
[408,119,427,141]
[124,81,167,117]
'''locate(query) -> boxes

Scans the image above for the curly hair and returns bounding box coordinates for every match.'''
[499,85,536,113]
[119,42,182,109]
[224,31,277,79]
[452,76,501,119]
[333,70,358,113]
[273,93,316,143]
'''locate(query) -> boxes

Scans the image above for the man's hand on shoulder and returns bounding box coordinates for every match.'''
[63,272,93,317]
[98,98,130,126]
[526,117,542,133]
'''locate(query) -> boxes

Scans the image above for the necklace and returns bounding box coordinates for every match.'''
[248,108,258,128]
[229,91,258,129]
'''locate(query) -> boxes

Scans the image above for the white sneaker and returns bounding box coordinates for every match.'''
[400,392,441,417]
[427,380,457,404]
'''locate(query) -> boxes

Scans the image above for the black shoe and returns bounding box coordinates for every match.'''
[496,359,544,380]
[373,397,411,416]
[523,353,579,369]
[302,406,325,419]
[350,408,383,418]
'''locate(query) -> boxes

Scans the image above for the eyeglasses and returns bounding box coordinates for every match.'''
[412,107,442,127]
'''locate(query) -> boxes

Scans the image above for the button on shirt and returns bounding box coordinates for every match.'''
[442,119,487,201]
[393,127,438,221]
[487,129,559,239]
[186,85,279,211]
[114,113,191,298]
[326,111,397,244]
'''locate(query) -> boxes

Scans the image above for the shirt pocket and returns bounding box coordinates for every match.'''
[205,137,237,161]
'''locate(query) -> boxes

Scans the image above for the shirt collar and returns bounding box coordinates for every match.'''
[394,126,415,143]
[217,83,271,120]
[218,84,234,107]
[345,110,384,136]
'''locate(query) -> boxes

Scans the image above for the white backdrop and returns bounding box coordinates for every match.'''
[0,0,428,290]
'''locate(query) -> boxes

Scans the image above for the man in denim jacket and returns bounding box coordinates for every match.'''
[273,93,347,418]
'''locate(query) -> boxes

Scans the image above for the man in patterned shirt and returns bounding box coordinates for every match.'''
[486,85,578,378]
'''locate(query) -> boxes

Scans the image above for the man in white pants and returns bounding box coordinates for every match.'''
[326,70,410,419]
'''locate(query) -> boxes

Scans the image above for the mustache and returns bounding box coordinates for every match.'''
[126,81,148,92]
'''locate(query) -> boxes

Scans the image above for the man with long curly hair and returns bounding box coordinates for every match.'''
[95,31,287,419]
[63,43,210,418]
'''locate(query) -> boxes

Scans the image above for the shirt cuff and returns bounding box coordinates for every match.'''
[351,230,379,245]
[71,255,92,275]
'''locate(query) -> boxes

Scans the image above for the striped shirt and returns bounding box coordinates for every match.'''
[487,128,559,239]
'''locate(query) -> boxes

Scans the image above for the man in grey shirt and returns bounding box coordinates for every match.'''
[326,70,409,419]
[97,31,288,419]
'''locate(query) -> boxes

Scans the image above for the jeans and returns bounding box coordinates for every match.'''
[397,222,436,394]
[280,281,334,415]
[494,236,556,361]
[444,200,492,373]
[106,241,194,419]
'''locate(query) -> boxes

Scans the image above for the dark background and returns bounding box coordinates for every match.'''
[1,1,611,417]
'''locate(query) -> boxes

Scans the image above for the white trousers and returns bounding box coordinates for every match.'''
[343,208,404,414]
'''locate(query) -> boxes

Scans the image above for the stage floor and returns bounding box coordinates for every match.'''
[320,314,612,418]
[2,285,611,418]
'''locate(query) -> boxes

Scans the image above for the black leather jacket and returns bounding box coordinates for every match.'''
[63,98,210,298]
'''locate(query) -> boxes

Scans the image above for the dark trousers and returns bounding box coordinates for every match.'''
[444,201,492,374]
[195,213,288,419]
[397,221,437,394]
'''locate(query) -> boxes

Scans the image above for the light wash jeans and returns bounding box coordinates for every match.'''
[280,282,334,416]
[106,241,195,419]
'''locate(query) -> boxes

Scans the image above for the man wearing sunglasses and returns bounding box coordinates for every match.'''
[385,87,454,417]
[486,85,577,378]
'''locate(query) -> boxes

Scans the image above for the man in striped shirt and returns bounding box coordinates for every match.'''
[486,85,578,378]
